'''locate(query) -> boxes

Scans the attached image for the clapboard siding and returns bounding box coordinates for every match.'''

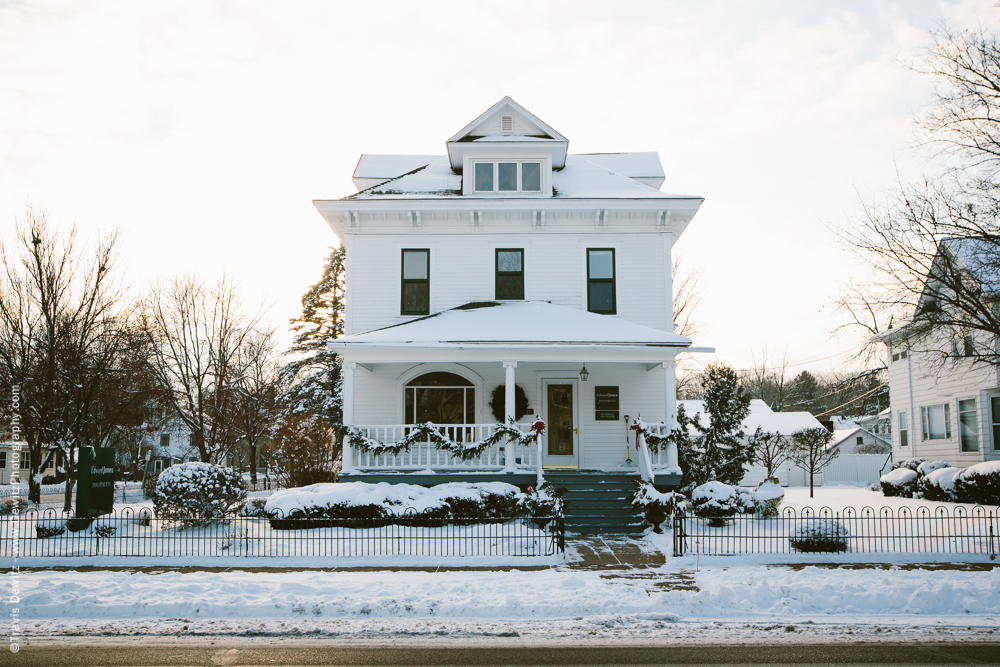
[346,232,671,335]
[887,327,1000,466]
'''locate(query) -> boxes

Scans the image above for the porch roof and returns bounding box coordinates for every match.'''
[329,301,714,363]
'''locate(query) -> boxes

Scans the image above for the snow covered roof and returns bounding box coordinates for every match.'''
[831,427,864,447]
[446,96,569,169]
[678,399,824,437]
[346,155,696,200]
[334,301,692,348]
[576,153,665,190]
[352,155,440,191]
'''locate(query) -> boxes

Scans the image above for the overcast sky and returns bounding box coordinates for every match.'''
[1,0,995,377]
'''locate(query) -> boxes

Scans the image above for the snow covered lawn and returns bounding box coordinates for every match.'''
[10,563,1000,642]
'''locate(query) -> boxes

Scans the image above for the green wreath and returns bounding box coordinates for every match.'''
[488,384,529,422]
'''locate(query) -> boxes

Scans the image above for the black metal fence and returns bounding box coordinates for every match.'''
[1,508,564,558]
[673,505,999,557]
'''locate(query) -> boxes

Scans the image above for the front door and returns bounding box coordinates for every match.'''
[542,381,579,468]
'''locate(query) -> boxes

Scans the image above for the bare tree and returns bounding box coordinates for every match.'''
[143,274,267,464]
[788,427,838,498]
[270,409,338,488]
[838,26,1000,370]
[228,328,281,484]
[747,427,791,480]
[0,206,137,506]
[672,252,707,398]
[742,344,792,411]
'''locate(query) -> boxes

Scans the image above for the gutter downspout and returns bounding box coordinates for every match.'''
[907,342,917,459]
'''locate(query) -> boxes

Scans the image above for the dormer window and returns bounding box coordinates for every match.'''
[473,161,542,193]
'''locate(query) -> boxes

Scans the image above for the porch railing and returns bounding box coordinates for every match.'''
[348,423,538,472]
[637,422,681,476]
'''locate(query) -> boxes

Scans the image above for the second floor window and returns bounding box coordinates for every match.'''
[401,249,430,315]
[587,248,616,314]
[921,403,951,441]
[496,249,524,300]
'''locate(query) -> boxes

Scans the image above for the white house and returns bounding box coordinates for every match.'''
[877,239,1000,468]
[314,97,712,492]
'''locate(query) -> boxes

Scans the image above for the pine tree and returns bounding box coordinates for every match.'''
[676,363,752,491]
[280,247,345,422]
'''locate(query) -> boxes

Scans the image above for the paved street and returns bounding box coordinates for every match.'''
[6,643,1000,666]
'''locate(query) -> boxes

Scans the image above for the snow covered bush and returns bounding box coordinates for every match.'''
[790,518,849,553]
[0,497,28,515]
[892,457,928,472]
[691,481,753,526]
[237,498,269,518]
[880,467,919,497]
[264,481,551,530]
[753,478,784,518]
[918,466,962,502]
[916,460,951,476]
[953,461,1000,505]
[633,481,687,533]
[154,462,247,525]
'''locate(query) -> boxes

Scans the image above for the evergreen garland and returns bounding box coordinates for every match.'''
[346,422,539,461]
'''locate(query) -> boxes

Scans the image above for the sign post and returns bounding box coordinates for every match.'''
[76,447,116,518]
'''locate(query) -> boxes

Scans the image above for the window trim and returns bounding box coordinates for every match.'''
[400,248,431,316]
[587,248,617,315]
[470,160,543,193]
[495,248,525,301]
[920,403,952,441]
[958,397,979,453]
[0,452,6,469]
[898,410,908,448]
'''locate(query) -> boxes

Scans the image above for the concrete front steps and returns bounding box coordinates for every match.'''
[544,472,646,535]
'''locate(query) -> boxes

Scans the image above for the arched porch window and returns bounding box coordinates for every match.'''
[404,372,475,426]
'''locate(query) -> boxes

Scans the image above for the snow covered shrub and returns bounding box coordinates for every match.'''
[154,462,247,525]
[691,481,752,526]
[94,523,116,538]
[891,458,928,472]
[753,478,784,518]
[0,497,28,515]
[790,519,849,553]
[880,467,919,497]
[953,461,1000,505]
[35,517,66,538]
[265,481,540,530]
[633,481,687,533]
[916,460,951,476]
[518,483,566,528]
[237,498,269,518]
[917,467,962,502]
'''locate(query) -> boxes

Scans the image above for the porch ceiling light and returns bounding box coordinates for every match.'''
[579,364,589,382]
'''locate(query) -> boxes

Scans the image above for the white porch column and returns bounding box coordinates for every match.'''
[662,359,678,470]
[341,361,357,474]
[503,361,518,472]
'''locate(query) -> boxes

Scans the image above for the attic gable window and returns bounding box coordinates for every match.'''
[501,115,513,133]
[472,161,542,193]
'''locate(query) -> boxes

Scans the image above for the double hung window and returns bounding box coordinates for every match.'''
[0,452,6,469]
[920,404,951,440]
[19,452,28,469]
[991,396,1000,452]
[473,161,542,193]
[496,249,524,300]
[401,249,430,315]
[898,410,908,448]
[958,398,979,452]
[587,249,616,314]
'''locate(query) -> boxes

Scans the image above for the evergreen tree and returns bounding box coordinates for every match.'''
[280,247,345,422]
[676,363,752,490]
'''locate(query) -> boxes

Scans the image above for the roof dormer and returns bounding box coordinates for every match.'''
[447,97,568,197]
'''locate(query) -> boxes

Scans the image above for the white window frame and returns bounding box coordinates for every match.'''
[898,410,908,448]
[920,403,952,441]
[471,160,544,194]
[957,397,979,453]
[20,452,29,469]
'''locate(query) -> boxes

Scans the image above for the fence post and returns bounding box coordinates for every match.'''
[672,513,684,557]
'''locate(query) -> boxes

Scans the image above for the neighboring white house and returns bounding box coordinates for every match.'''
[0,442,28,486]
[876,239,1000,468]
[315,97,713,486]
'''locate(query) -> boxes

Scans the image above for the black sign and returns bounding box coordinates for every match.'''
[595,386,619,421]
[76,447,115,518]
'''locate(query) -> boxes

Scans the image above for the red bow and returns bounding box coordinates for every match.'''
[529,419,545,435]
[630,423,642,450]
